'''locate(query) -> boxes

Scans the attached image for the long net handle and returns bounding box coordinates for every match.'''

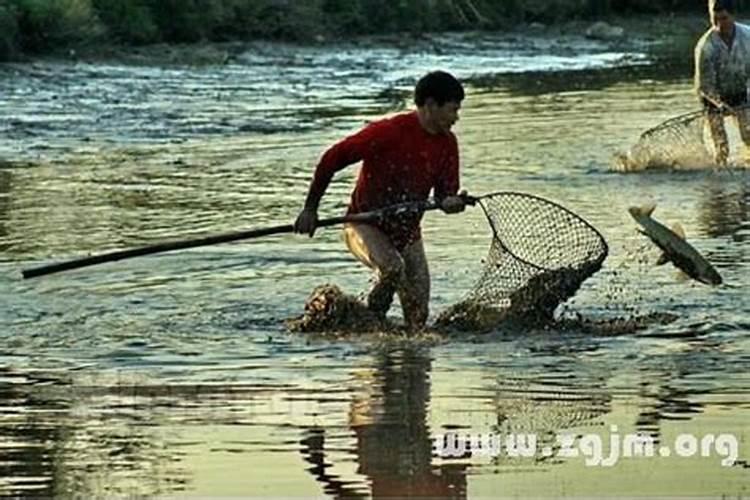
[22,199,442,279]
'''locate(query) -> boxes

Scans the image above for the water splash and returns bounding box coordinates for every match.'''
[613,108,750,171]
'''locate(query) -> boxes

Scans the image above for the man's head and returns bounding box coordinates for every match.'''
[415,71,464,134]
[712,0,736,36]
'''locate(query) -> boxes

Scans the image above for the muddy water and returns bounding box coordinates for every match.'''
[0,35,748,497]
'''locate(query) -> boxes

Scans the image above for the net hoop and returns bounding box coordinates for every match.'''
[639,103,750,140]
[476,191,609,273]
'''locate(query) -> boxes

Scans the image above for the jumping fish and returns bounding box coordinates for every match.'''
[628,203,723,286]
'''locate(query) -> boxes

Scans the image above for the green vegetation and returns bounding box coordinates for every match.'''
[0,2,19,60]
[0,0,732,60]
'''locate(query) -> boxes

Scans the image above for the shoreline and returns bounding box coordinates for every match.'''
[1,14,709,68]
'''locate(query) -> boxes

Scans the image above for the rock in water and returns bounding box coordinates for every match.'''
[286,284,382,333]
[585,22,624,41]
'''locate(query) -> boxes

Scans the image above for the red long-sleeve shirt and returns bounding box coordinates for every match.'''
[308,111,460,250]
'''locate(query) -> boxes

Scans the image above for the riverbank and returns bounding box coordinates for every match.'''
[0,0,710,61]
[2,3,709,67]
[83,14,707,67]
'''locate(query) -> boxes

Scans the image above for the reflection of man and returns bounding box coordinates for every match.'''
[301,348,467,498]
[695,0,750,165]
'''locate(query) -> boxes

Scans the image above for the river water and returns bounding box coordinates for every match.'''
[0,33,748,497]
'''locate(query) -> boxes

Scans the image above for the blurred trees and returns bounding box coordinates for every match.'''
[0,0,717,60]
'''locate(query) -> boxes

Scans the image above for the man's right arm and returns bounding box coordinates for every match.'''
[294,123,379,236]
[695,36,723,108]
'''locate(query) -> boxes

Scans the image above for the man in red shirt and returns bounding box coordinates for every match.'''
[294,71,467,330]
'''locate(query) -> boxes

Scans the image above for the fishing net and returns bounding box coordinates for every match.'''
[614,104,750,171]
[289,192,608,333]
[434,192,608,331]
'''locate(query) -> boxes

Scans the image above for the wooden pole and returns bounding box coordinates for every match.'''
[22,201,440,279]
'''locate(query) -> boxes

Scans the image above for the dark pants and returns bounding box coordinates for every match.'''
[703,92,750,164]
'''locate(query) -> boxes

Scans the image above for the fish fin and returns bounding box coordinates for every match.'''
[643,202,657,217]
[671,223,686,239]
[656,253,670,266]
[675,270,690,282]
[629,202,657,218]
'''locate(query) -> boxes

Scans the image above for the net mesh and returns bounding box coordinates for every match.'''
[289,192,609,334]
[435,192,608,330]
[614,104,750,171]
[614,110,709,170]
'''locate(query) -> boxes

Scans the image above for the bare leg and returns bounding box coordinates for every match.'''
[343,223,404,319]
[398,239,430,330]
[707,111,729,165]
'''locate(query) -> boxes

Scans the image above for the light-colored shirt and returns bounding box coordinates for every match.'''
[694,22,750,100]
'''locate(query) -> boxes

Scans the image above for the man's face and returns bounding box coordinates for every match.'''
[713,9,735,36]
[426,99,461,134]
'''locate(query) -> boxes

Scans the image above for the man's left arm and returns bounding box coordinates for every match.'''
[435,136,466,214]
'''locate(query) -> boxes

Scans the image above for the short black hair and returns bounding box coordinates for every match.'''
[414,71,464,107]
[713,0,736,14]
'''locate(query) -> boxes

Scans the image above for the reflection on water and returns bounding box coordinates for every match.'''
[0,169,10,250]
[698,177,750,240]
[0,369,192,496]
[0,47,748,496]
[0,332,747,496]
[302,347,466,498]
[349,348,466,497]
[0,372,60,497]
